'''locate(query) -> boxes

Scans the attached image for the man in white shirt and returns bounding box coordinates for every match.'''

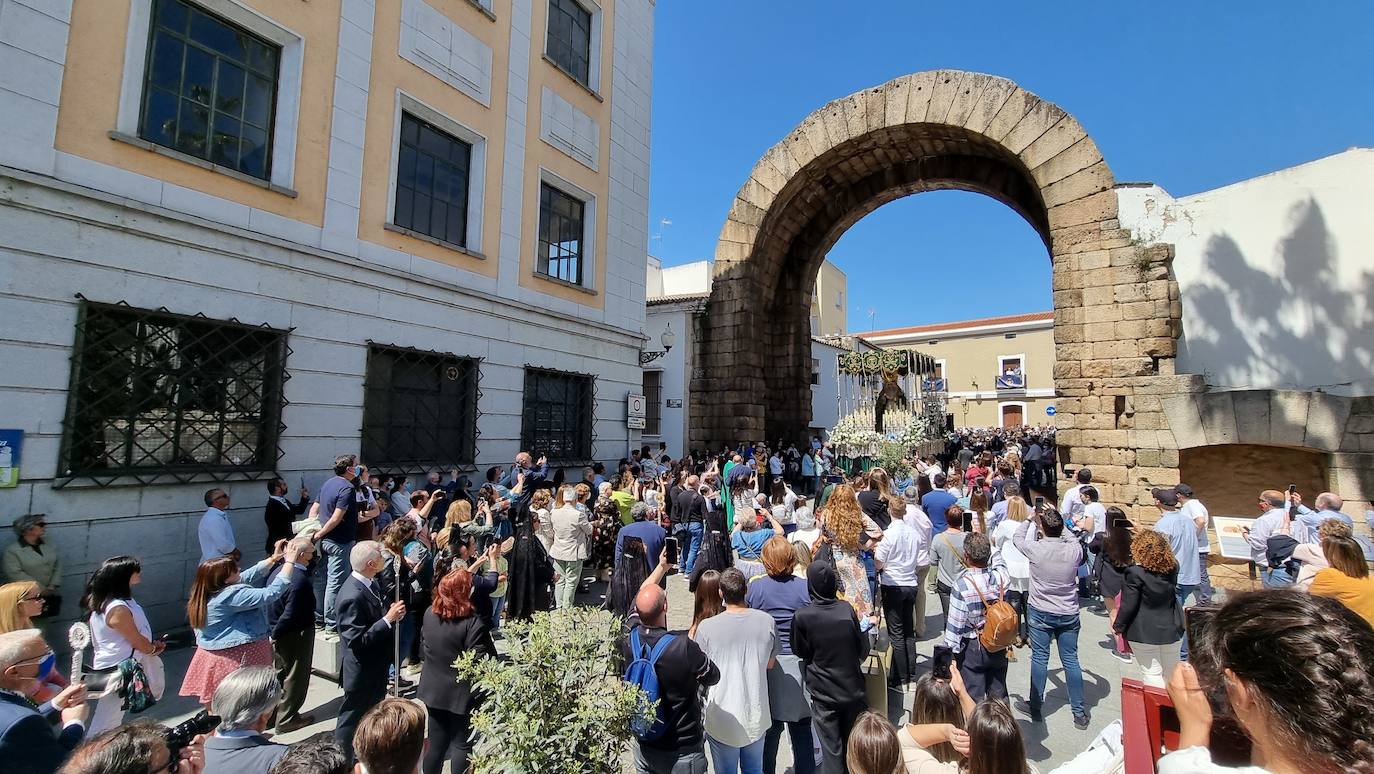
[1174,484,1213,604]
[876,490,928,725]
[199,488,239,563]
[1059,468,1092,527]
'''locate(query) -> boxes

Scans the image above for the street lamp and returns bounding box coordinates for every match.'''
[639,323,676,365]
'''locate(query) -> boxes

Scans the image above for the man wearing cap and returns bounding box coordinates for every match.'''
[548,487,593,609]
[1152,487,1200,657]
[1174,484,1213,605]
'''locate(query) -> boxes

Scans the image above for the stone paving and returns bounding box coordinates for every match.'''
[143,573,1139,772]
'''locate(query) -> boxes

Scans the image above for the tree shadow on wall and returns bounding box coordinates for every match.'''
[1179,198,1374,394]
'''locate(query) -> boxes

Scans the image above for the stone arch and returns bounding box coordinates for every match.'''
[693,69,1186,513]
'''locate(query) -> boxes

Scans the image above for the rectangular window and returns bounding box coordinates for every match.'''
[394,112,472,248]
[363,345,479,469]
[996,355,1025,389]
[58,300,288,484]
[138,0,280,179]
[641,370,662,436]
[537,182,586,284]
[810,358,821,386]
[521,367,594,462]
[546,0,591,85]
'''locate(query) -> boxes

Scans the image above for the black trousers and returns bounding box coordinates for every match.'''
[810,700,864,774]
[880,584,919,688]
[335,682,387,757]
[272,627,314,725]
[763,717,814,774]
[423,706,474,774]
[956,640,1009,702]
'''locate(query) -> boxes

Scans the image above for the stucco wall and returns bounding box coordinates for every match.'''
[1118,148,1374,397]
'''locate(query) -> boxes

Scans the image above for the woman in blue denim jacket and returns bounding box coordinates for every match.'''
[178,539,306,706]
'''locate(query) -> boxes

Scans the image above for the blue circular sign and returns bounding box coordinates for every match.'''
[1045,406,1057,416]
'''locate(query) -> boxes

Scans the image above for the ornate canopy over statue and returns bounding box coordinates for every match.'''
[830,348,945,459]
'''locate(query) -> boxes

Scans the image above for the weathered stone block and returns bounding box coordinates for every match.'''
[903,70,940,123]
[1002,98,1067,154]
[1199,392,1239,446]
[1047,190,1118,231]
[1032,135,1107,189]
[1269,390,1310,447]
[881,74,913,127]
[1306,392,1352,452]
[1020,115,1089,171]
[962,77,1018,135]
[1081,285,1114,307]
[1231,391,1272,445]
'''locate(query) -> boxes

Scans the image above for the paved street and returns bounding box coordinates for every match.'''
[143,573,1134,772]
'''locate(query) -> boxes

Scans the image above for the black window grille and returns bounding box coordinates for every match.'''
[546,0,591,85]
[641,370,662,436]
[139,0,280,179]
[394,113,472,248]
[363,345,480,471]
[58,299,289,486]
[521,367,594,462]
[537,182,585,285]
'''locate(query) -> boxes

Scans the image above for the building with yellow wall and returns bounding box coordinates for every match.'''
[860,312,1057,430]
[0,0,654,629]
[810,259,848,338]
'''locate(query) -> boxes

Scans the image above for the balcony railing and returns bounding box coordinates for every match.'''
[922,377,947,393]
[996,372,1026,390]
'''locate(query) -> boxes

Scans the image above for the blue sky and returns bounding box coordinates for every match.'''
[647,1,1374,332]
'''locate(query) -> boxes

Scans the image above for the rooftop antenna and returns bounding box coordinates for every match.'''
[651,218,672,253]
[867,308,876,332]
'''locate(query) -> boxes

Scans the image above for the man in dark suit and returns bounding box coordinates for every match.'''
[0,629,88,774]
[268,536,317,732]
[334,541,406,757]
[264,477,311,554]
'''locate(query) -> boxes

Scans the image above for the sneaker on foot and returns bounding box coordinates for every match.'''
[1013,699,1043,722]
[1073,712,1092,730]
[1111,648,1133,664]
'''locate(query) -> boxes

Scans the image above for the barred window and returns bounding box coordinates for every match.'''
[641,370,662,436]
[521,368,594,462]
[363,345,480,470]
[394,113,472,248]
[139,0,280,179]
[546,0,591,85]
[537,182,585,285]
[58,300,288,484]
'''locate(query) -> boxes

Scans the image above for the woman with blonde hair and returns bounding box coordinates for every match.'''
[0,580,66,702]
[530,488,554,551]
[0,580,44,634]
[991,494,1031,645]
[818,484,877,623]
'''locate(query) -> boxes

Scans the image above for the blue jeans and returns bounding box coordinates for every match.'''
[683,522,704,575]
[1027,607,1085,716]
[489,595,506,632]
[708,734,765,774]
[1263,566,1295,588]
[320,539,353,630]
[1175,583,1197,660]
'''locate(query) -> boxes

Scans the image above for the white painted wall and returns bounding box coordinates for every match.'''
[1118,148,1374,396]
[811,339,843,435]
[641,305,692,456]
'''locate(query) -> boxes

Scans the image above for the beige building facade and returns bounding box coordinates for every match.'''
[810,258,848,337]
[861,312,1056,430]
[0,0,654,631]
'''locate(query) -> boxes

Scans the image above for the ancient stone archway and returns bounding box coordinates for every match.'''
[692,69,1189,515]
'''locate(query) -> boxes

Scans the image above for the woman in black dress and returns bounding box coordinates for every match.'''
[418,567,498,774]
[504,488,555,621]
[688,497,731,592]
[1092,505,1134,661]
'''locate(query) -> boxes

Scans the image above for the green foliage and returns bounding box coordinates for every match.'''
[874,442,912,480]
[453,607,651,773]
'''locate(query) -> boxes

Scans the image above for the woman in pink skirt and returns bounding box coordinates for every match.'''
[181,539,307,705]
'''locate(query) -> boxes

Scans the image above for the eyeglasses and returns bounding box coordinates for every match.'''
[12,649,54,668]
[31,523,46,529]
[20,594,42,603]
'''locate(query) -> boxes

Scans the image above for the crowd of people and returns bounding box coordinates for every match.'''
[1,431,1373,774]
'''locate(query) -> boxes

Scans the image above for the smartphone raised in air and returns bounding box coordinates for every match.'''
[1034,496,1045,510]
[931,645,954,680]
[664,536,680,570]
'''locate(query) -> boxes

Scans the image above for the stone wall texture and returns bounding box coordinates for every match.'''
[692,69,1188,520]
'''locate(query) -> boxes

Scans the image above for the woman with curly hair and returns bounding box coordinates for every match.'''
[1165,589,1374,774]
[1112,529,1182,687]
[818,484,876,623]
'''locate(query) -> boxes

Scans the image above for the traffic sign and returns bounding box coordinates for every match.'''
[1046,405,1057,416]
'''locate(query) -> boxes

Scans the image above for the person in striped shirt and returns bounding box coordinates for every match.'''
[941,533,1011,701]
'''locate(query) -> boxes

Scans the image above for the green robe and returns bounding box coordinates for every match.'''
[721,460,737,532]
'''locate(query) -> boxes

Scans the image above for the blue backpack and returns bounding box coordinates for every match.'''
[624,627,676,741]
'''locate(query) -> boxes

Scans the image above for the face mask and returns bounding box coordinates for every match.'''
[36,651,55,681]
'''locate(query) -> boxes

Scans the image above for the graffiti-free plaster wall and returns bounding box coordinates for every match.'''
[1118,148,1374,397]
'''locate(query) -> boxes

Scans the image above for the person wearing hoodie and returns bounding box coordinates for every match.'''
[791,560,871,774]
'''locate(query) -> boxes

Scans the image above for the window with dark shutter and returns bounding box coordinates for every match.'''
[363,345,480,470]
[520,367,594,462]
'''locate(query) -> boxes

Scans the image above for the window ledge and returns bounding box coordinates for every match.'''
[384,222,487,260]
[541,55,604,103]
[464,0,498,21]
[108,131,298,198]
[534,271,597,296]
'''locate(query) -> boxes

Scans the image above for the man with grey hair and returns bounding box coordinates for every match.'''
[335,541,406,756]
[0,628,88,770]
[199,487,238,563]
[1295,491,1355,536]
[204,666,289,773]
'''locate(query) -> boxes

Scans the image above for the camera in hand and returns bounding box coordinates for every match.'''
[165,710,220,763]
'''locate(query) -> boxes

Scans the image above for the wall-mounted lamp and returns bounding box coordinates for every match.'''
[639,322,676,365]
